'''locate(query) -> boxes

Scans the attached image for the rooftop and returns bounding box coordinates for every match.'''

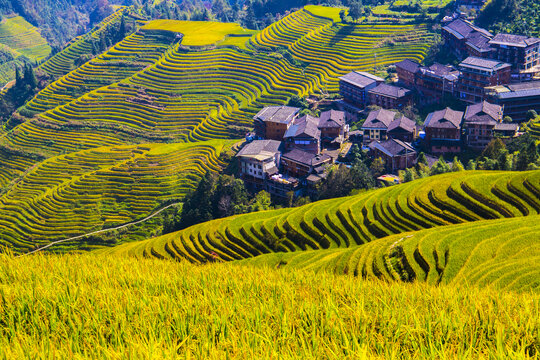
[442,19,492,41]
[318,110,346,128]
[236,140,282,160]
[486,81,540,99]
[464,101,502,122]
[368,83,412,99]
[369,138,416,157]
[459,56,511,71]
[254,106,300,124]
[395,59,420,74]
[489,33,540,48]
[388,115,416,133]
[494,123,519,131]
[466,32,493,52]
[363,109,396,129]
[284,115,320,139]
[424,107,464,129]
[282,149,331,167]
[339,71,384,89]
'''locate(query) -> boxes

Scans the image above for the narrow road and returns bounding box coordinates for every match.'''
[18,202,181,257]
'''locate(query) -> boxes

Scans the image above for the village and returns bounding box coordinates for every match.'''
[235,12,538,199]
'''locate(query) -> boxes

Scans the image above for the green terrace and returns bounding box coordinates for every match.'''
[0,140,233,253]
[99,171,540,270]
[239,215,540,293]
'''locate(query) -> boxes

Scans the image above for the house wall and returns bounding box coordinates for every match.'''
[362,128,387,144]
[368,92,412,109]
[282,159,311,178]
[340,80,380,107]
[265,122,290,141]
[464,123,495,149]
[458,66,511,103]
[285,137,320,154]
[396,67,416,88]
[388,129,415,143]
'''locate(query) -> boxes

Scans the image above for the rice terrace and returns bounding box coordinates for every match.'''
[0,0,539,358]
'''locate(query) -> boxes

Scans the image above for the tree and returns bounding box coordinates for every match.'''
[249,190,272,212]
[339,10,347,23]
[451,157,464,172]
[349,1,363,22]
[180,171,216,229]
[287,95,308,109]
[430,156,451,175]
[526,109,538,121]
[503,116,513,123]
[24,63,37,90]
[370,157,385,177]
[482,138,506,159]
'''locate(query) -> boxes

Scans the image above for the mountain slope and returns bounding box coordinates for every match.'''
[97,170,540,263]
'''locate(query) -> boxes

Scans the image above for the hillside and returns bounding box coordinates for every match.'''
[98,170,540,262]
[0,253,538,358]
[239,215,540,292]
[0,140,234,253]
[0,16,51,85]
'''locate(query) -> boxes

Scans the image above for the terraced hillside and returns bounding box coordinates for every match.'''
[99,171,540,262]
[7,7,435,157]
[39,8,128,79]
[240,215,540,292]
[0,140,233,253]
[0,16,51,85]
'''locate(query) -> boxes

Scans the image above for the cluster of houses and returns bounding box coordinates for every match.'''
[235,15,535,197]
[237,106,349,198]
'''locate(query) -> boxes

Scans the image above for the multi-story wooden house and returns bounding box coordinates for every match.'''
[457,56,511,104]
[424,107,464,154]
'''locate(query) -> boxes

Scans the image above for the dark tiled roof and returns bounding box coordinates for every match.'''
[284,115,320,139]
[464,114,498,125]
[466,32,493,52]
[282,149,331,167]
[388,115,416,133]
[236,140,282,158]
[369,83,412,99]
[363,109,396,129]
[254,106,300,124]
[424,107,464,129]
[459,56,511,71]
[370,138,416,157]
[339,71,384,88]
[464,101,502,122]
[395,59,420,74]
[443,19,492,40]
[318,110,345,128]
[489,33,540,48]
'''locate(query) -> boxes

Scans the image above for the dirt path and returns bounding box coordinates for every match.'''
[18,202,181,257]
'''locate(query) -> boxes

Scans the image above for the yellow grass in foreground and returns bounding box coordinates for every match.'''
[0,254,538,359]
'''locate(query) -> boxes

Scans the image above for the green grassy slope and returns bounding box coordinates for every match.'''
[239,215,540,292]
[0,140,233,253]
[98,170,540,262]
[0,253,537,358]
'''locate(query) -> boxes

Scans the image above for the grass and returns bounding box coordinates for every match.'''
[304,5,345,22]
[141,20,247,46]
[0,253,537,358]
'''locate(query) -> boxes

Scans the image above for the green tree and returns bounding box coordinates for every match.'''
[249,190,272,212]
[451,157,464,172]
[370,157,385,177]
[339,9,347,23]
[349,1,363,22]
[430,157,451,175]
[482,138,506,159]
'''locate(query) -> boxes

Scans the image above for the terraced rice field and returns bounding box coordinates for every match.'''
[39,8,128,79]
[251,8,435,91]
[0,16,51,62]
[240,215,540,292]
[0,140,232,253]
[100,171,540,263]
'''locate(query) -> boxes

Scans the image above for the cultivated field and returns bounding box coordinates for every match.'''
[99,171,540,268]
[0,253,537,358]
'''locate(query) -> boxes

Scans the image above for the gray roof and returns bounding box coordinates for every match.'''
[369,138,416,157]
[318,110,345,128]
[363,109,396,129]
[489,81,540,99]
[284,115,320,139]
[388,115,416,133]
[395,59,420,74]
[489,33,540,48]
[339,71,384,89]
[254,106,300,124]
[369,83,412,99]
[282,149,331,167]
[442,19,492,40]
[464,101,502,122]
[459,56,511,71]
[424,107,464,129]
[466,32,493,52]
[236,140,282,160]
[494,123,519,131]
[420,63,460,81]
